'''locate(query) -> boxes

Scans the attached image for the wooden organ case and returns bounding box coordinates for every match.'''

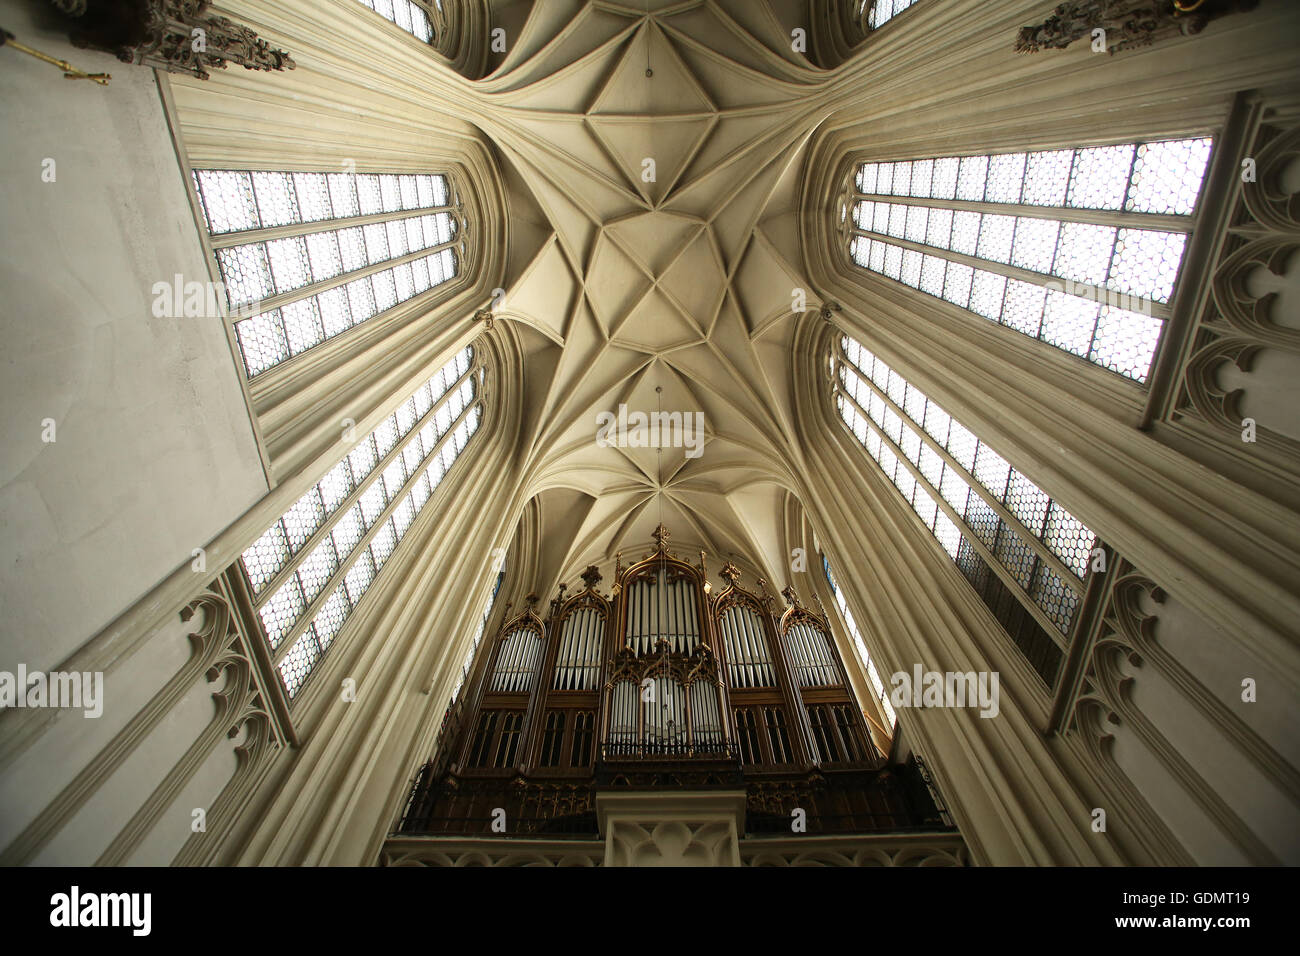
[399,526,950,839]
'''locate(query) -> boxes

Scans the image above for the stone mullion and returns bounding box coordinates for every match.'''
[1078,596,1281,864]
[267,395,483,674]
[1148,97,1300,506]
[234,237,460,320]
[837,385,1071,657]
[808,561,892,740]
[840,365,1083,601]
[851,189,1192,233]
[207,203,456,250]
[96,586,285,866]
[248,363,477,609]
[0,585,246,866]
[1096,564,1300,811]
[811,91,1300,678]
[230,395,520,864]
[1047,544,1116,735]
[797,375,1104,862]
[830,261,1300,661]
[847,225,1172,321]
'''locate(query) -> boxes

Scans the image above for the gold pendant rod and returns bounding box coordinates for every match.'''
[2,30,111,85]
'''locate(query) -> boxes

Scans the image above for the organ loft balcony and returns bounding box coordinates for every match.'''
[386,528,961,859]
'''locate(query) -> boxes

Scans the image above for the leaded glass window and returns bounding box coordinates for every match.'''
[449,557,505,705]
[192,169,462,378]
[354,0,435,43]
[823,556,897,728]
[863,0,918,29]
[843,137,1213,382]
[241,346,483,699]
[834,334,1097,687]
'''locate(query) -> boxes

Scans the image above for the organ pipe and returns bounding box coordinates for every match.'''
[491,626,542,692]
[554,606,606,690]
[783,621,838,687]
[721,604,774,688]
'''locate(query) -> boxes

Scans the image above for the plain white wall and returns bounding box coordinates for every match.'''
[0,0,268,672]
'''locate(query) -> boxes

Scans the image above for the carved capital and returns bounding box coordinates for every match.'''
[1016,1,1258,55]
[51,0,296,80]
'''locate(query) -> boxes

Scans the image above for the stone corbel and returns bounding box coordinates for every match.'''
[48,0,296,80]
[1016,1,1259,55]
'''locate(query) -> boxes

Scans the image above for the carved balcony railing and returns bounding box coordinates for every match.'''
[746,758,955,835]
[598,738,739,761]
[397,771,598,837]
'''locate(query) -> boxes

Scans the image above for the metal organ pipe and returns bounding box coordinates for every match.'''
[611,681,637,747]
[690,680,721,744]
[490,632,509,691]
[554,617,569,690]
[667,577,676,650]
[741,608,759,687]
[799,623,820,686]
[724,608,745,687]
[555,607,602,690]
[813,622,836,685]
[721,605,773,688]
[516,630,531,691]
[721,611,737,686]
[671,576,681,650]
[584,607,601,688]
[680,579,691,651]
[784,622,837,687]
[590,608,602,686]
[800,624,818,685]
[493,627,534,693]
[783,624,802,686]
[752,611,763,682]
[789,623,806,686]
[754,609,770,685]
[519,629,537,692]
[684,581,697,649]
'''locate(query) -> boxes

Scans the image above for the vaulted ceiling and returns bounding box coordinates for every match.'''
[460,1,846,588]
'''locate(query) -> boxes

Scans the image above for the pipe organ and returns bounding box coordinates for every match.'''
[399,526,947,839]
[622,570,701,654]
[718,602,776,688]
[552,602,604,691]
[780,606,841,688]
[488,619,544,693]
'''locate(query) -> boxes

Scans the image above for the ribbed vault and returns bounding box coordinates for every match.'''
[459,0,847,582]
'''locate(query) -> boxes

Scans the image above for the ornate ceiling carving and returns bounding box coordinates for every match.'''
[466,1,838,584]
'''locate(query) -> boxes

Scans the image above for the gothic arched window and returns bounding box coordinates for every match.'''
[240,345,483,699]
[830,0,922,55]
[823,556,897,727]
[863,0,918,30]
[449,557,505,705]
[354,0,435,43]
[192,169,463,378]
[840,137,1213,382]
[833,333,1095,687]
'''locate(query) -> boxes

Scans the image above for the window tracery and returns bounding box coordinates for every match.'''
[840,138,1214,381]
[240,346,482,698]
[192,169,464,377]
[833,333,1097,686]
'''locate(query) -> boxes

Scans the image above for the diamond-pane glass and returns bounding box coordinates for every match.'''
[849,138,1210,382]
[194,167,459,378]
[834,334,1094,647]
[241,346,481,699]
